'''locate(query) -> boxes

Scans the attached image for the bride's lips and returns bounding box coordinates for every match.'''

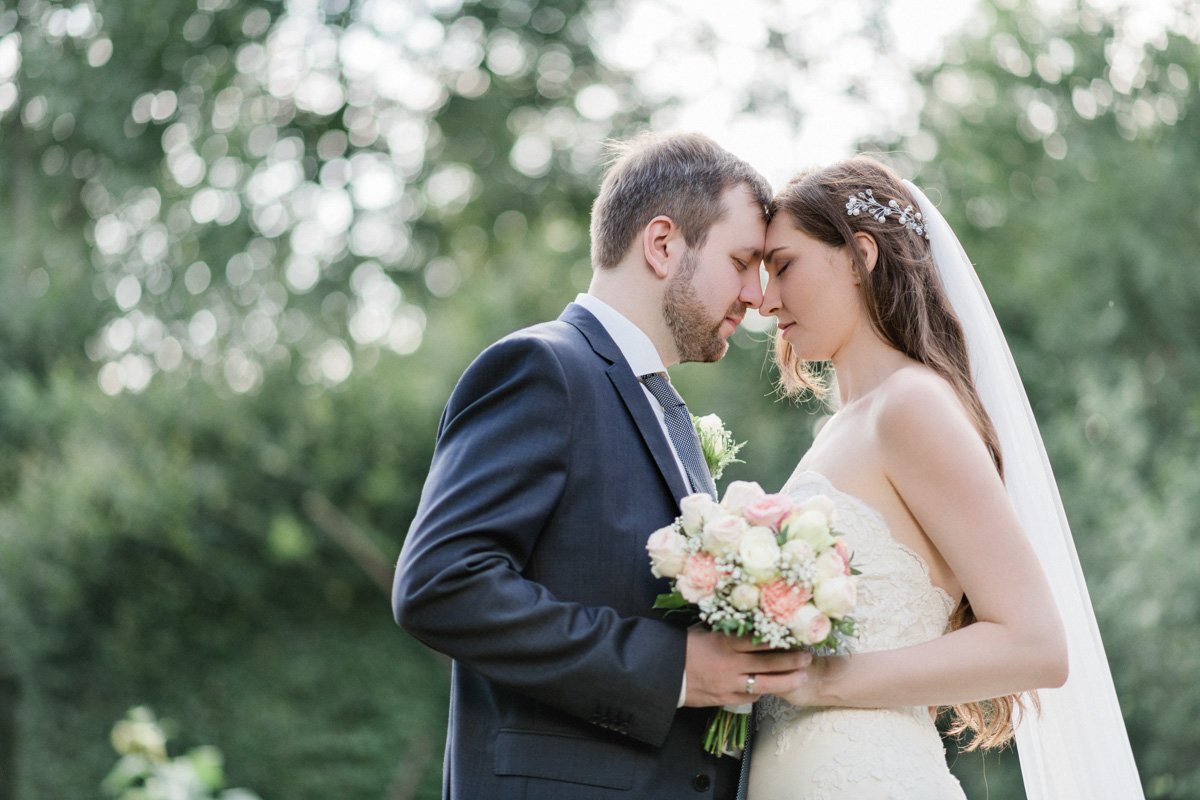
[778,321,795,335]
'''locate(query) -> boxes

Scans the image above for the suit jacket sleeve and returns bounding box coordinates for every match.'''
[393,333,686,747]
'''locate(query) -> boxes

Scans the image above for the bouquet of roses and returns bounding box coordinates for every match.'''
[646,480,858,757]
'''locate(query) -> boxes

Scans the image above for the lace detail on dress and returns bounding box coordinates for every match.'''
[748,470,965,800]
[755,706,964,800]
[778,469,955,656]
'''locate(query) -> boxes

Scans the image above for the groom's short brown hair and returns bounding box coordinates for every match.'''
[589,131,770,271]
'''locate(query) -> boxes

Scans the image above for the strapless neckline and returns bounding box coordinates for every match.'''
[782,469,956,617]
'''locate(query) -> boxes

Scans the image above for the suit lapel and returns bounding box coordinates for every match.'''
[560,304,692,505]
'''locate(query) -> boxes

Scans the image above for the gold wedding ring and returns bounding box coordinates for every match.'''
[745,675,757,695]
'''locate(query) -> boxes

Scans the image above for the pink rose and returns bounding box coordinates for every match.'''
[743,494,796,530]
[677,553,723,604]
[789,605,833,645]
[646,525,688,578]
[814,575,858,619]
[834,537,852,572]
[759,579,812,625]
[815,549,847,582]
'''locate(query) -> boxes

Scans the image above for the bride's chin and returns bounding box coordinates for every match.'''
[791,344,827,362]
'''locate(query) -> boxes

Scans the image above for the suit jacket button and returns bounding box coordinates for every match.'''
[692,773,711,792]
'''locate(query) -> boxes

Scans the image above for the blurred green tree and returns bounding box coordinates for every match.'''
[2,0,1198,797]
[0,0,643,797]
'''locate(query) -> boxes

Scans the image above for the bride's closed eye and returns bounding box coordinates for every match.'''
[773,260,791,276]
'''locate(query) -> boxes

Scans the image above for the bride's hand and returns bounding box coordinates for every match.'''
[777,654,838,707]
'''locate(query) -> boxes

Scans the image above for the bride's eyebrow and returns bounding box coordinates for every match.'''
[764,246,788,263]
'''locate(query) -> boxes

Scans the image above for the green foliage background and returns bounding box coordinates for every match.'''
[0,0,1196,798]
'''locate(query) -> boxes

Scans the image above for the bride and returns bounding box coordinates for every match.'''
[745,157,1143,799]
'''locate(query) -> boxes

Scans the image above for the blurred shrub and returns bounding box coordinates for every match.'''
[103,706,261,800]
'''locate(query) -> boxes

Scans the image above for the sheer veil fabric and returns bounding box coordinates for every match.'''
[902,180,1144,799]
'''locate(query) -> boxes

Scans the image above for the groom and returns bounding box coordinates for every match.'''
[393,132,811,799]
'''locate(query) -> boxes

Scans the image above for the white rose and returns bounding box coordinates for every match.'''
[780,538,815,567]
[797,494,838,525]
[729,583,761,611]
[701,514,748,558]
[815,549,848,582]
[789,604,833,645]
[738,526,782,582]
[646,525,689,578]
[814,575,858,619]
[696,412,720,455]
[721,480,765,514]
[784,509,836,551]
[695,413,723,434]
[680,493,720,537]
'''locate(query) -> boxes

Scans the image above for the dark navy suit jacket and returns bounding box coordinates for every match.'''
[394,303,739,798]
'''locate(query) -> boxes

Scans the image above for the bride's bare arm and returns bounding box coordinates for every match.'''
[781,369,1068,709]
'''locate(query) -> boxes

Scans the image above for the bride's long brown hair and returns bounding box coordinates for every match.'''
[771,156,1034,750]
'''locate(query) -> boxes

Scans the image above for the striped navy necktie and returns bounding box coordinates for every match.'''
[640,372,717,500]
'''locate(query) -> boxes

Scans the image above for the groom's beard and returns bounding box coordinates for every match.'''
[663,252,742,364]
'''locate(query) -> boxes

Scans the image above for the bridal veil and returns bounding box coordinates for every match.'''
[903,179,1144,799]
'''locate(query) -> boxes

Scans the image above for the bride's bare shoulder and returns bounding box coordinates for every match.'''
[871,365,978,457]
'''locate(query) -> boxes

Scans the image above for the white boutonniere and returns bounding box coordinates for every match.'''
[691,413,745,481]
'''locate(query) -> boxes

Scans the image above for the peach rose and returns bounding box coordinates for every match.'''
[677,553,723,604]
[759,579,812,626]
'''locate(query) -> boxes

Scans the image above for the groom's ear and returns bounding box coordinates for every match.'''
[642,215,680,279]
[852,232,879,275]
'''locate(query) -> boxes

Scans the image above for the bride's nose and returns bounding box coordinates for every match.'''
[761,274,782,317]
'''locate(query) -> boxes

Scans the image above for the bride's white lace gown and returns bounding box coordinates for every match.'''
[748,470,967,800]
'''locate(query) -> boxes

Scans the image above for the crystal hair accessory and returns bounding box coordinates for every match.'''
[845,188,930,240]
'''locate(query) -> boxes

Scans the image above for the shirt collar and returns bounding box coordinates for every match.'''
[574,293,667,378]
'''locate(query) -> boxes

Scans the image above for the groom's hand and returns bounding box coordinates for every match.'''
[681,628,812,708]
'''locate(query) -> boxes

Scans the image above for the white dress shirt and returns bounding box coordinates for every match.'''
[573,293,691,707]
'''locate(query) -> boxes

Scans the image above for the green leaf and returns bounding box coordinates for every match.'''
[652,591,690,610]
